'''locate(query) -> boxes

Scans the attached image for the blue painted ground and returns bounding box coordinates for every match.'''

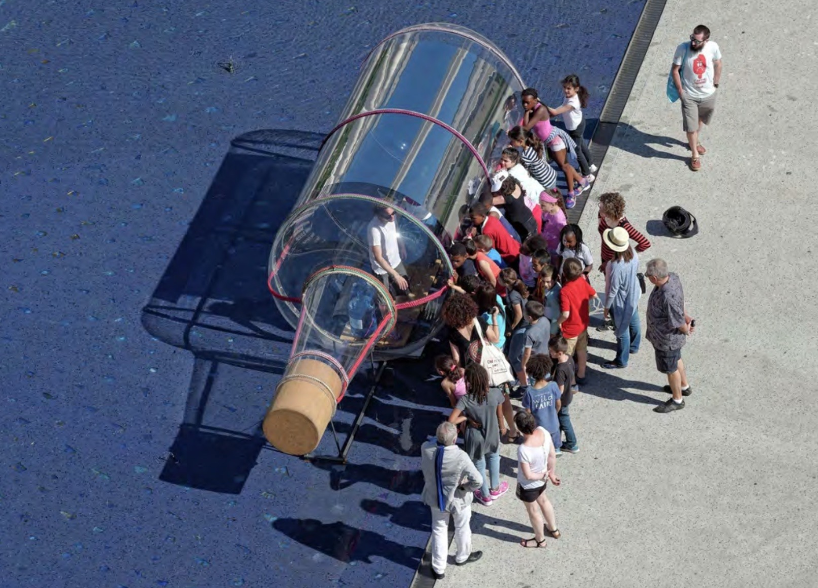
[0,2,643,587]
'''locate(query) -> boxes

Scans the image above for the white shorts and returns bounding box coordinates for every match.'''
[547,137,566,152]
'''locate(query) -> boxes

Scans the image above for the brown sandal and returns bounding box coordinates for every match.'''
[520,537,547,548]
[544,525,561,539]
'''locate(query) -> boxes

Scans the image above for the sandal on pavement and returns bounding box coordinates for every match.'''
[689,157,701,171]
[697,144,706,155]
[520,537,547,548]
[544,526,561,539]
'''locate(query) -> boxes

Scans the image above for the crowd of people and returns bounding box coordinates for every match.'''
[420,48,705,576]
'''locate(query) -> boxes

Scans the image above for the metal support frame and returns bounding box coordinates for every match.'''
[301,354,387,464]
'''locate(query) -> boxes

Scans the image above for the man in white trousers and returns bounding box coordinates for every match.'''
[420,422,484,580]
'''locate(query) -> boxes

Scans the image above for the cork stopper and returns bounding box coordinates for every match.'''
[263,358,342,455]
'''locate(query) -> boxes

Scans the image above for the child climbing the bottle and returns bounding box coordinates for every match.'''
[520,88,587,207]
[547,75,597,182]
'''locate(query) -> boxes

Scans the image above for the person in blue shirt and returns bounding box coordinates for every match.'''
[522,354,562,452]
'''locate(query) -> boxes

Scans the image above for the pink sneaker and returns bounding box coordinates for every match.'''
[489,481,509,499]
[474,490,493,506]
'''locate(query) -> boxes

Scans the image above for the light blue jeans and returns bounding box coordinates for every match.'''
[473,452,500,496]
[613,308,641,367]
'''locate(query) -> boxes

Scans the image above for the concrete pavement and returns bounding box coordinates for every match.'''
[434,0,818,586]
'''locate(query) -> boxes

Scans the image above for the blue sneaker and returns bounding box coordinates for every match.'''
[560,445,580,454]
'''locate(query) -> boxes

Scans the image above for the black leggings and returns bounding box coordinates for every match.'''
[511,216,538,243]
[567,117,594,176]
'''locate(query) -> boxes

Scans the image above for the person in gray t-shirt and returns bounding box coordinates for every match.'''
[520,300,550,385]
[448,364,509,506]
[645,259,695,414]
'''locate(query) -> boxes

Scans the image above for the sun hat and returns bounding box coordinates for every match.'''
[602,226,631,252]
[539,190,558,204]
[491,170,509,193]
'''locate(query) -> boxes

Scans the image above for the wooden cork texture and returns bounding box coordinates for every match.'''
[262,358,342,455]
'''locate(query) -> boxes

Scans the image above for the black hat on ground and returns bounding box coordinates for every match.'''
[662,206,698,238]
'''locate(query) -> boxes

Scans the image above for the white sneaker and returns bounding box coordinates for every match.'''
[589,164,598,173]
[584,174,596,183]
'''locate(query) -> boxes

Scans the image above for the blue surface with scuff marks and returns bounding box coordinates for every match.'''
[0,1,643,586]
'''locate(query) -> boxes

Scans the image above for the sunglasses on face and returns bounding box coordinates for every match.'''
[379,211,395,220]
[689,35,706,44]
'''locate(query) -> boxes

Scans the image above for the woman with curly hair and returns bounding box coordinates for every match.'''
[597,192,651,274]
[442,292,500,368]
[448,363,509,506]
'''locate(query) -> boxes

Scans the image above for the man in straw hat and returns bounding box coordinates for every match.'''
[644,259,695,413]
[600,226,642,369]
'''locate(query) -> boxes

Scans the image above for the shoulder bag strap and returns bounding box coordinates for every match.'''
[472,318,487,347]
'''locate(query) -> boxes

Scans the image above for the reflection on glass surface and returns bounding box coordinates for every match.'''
[269,24,525,360]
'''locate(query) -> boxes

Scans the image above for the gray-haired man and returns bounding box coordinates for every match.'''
[645,259,695,413]
[420,422,483,580]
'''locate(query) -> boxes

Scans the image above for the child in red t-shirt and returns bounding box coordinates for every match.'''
[556,258,598,384]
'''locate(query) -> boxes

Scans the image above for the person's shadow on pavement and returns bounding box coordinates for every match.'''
[583,353,665,405]
[272,518,424,568]
[359,499,431,533]
[614,122,690,162]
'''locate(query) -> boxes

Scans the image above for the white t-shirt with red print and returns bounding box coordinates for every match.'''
[673,41,722,99]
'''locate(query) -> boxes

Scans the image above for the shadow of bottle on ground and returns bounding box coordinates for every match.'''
[143,129,322,494]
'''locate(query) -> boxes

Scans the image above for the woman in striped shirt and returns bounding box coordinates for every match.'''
[597,192,651,273]
[507,126,558,191]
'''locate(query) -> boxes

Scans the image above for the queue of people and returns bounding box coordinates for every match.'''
[421,66,699,577]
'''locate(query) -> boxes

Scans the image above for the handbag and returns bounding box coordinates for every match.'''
[666,44,688,103]
[637,272,646,294]
[472,318,514,387]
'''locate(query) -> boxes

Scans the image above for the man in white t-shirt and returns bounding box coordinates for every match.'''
[367,204,409,295]
[671,24,723,172]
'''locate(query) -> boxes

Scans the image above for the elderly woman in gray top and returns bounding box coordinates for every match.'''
[421,421,484,580]
[600,226,642,369]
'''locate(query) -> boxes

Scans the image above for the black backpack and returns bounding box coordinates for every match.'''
[662,206,699,238]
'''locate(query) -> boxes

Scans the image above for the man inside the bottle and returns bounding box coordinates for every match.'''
[367,203,410,298]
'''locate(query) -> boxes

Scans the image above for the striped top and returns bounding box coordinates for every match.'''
[598,216,651,262]
[520,146,557,190]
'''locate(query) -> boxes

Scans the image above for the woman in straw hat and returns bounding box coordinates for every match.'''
[600,226,642,369]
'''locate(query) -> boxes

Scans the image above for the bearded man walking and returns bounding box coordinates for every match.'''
[671,24,723,172]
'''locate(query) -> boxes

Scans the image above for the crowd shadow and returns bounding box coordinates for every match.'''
[587,333,617,352]
[582,352,664,405]
[613,123,690,162]
[272,518,424,568]
[311,460,425,495]
[360,499,430,533]
[499,453,518,480]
